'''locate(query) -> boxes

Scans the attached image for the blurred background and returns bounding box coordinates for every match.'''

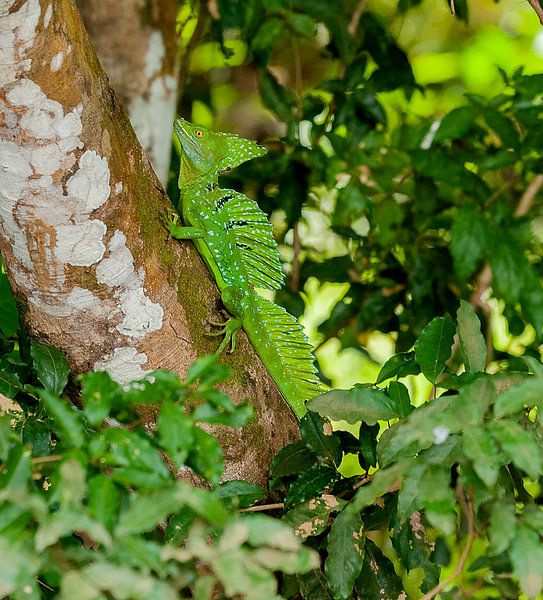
[173,0,543,414]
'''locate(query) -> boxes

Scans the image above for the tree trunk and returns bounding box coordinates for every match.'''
[0,0,298,485]
[76,0,178,186]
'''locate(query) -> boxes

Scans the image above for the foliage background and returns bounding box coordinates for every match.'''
[1,0,543,598]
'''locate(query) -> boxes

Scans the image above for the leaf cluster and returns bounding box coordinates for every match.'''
[0,276,316,599]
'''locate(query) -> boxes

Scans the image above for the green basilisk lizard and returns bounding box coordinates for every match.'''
[166,118,323,417]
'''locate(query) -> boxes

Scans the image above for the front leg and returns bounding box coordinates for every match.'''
[165,212,205,239]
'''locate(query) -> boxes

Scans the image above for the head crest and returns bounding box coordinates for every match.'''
[215,132,268,174]
[174,118,267,183]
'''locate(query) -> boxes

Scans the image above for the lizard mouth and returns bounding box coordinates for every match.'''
[174,118,201,157]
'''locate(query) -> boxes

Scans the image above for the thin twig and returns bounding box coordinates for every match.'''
[526,0,543,26]
[468,173,543,364]
[32,454,63,464]
[449,0,456,15]
[348,0,368,36]
[420,485,475,600]
[514,173,543,217]
[239,503,284,513]
[292,40,303,121]
[290,222,301,292]
[177,0,208,114]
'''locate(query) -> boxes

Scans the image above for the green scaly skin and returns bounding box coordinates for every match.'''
[166,118,324,418]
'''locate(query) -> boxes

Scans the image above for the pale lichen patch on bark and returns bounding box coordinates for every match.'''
[0,0,165,384]
[43,3,52,27]
[0,0,41,87]
[95,230,164,338]
[50,51,63,71]
[94,346,150,383]
[144,30,165,78]
[129,74,177,187]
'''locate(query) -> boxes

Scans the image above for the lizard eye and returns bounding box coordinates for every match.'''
[221,166,231,173]
[195,130,204,138]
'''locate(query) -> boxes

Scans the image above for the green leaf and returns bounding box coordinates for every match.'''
[0,534,41,598]
[359,423,379,469]
[462,427,501,488]
[37,389,84,449]
[252,546,319,575]
[80,562,178,600]
[349,462,407,513]
[397,462,426,524]
[488,236,527,304]
[484,109,519,149]
[60,571,104,600]
[308,385,399,425]
[0,365,22,397]
[524,505,543,537]
[270,440,317,478]
[188,426,224,484]
[89,428,170,489]
[489,420,543,480]
[35,509,112,551]
[285,464,338,509]
[116,481,227,536]
[509,525,543,598]
[478,149,517,172]
[0,274,19,337]
[242,513,301,550]
[216,480,265,508]
[88,474,119,531]
[376,351,420,384]
[300,412,341,466]
[185,355,229,387]
[411,148,489,200]
[283,10,316,37]
[30,340,70,395]
[387,381,412,417]
[283,494,344,540]
[414,315,456,383]
[259,69,296,121]
[251,19,284,67]
[494,377,543,417]
[157,400,194,468]
[434,106,479,141]
[457,300,486,372]
[489,501,516,555]
[355,539,405,599]
[56,457,87,506]
[325,509,365,599]
[80,371,121,426]
[59,570,106,600]
[450,206,487,280]
[20,417,50,457]
[297,569,334,600]
[377,395,453,466]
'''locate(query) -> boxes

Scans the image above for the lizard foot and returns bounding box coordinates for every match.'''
[164,212,180,239]
[207,317,242,354]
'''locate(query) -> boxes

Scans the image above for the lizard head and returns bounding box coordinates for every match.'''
[174,118,267,183]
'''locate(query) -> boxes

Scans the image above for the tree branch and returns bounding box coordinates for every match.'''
[526,0,543,26]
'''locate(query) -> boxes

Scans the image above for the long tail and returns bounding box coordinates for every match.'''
[245,294,325,417]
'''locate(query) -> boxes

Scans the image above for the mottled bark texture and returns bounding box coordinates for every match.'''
[0,0,299,485]
[76,0,178,185]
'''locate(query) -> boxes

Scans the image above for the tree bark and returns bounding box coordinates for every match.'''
[0,0,298,485]
[76,0,178,186]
